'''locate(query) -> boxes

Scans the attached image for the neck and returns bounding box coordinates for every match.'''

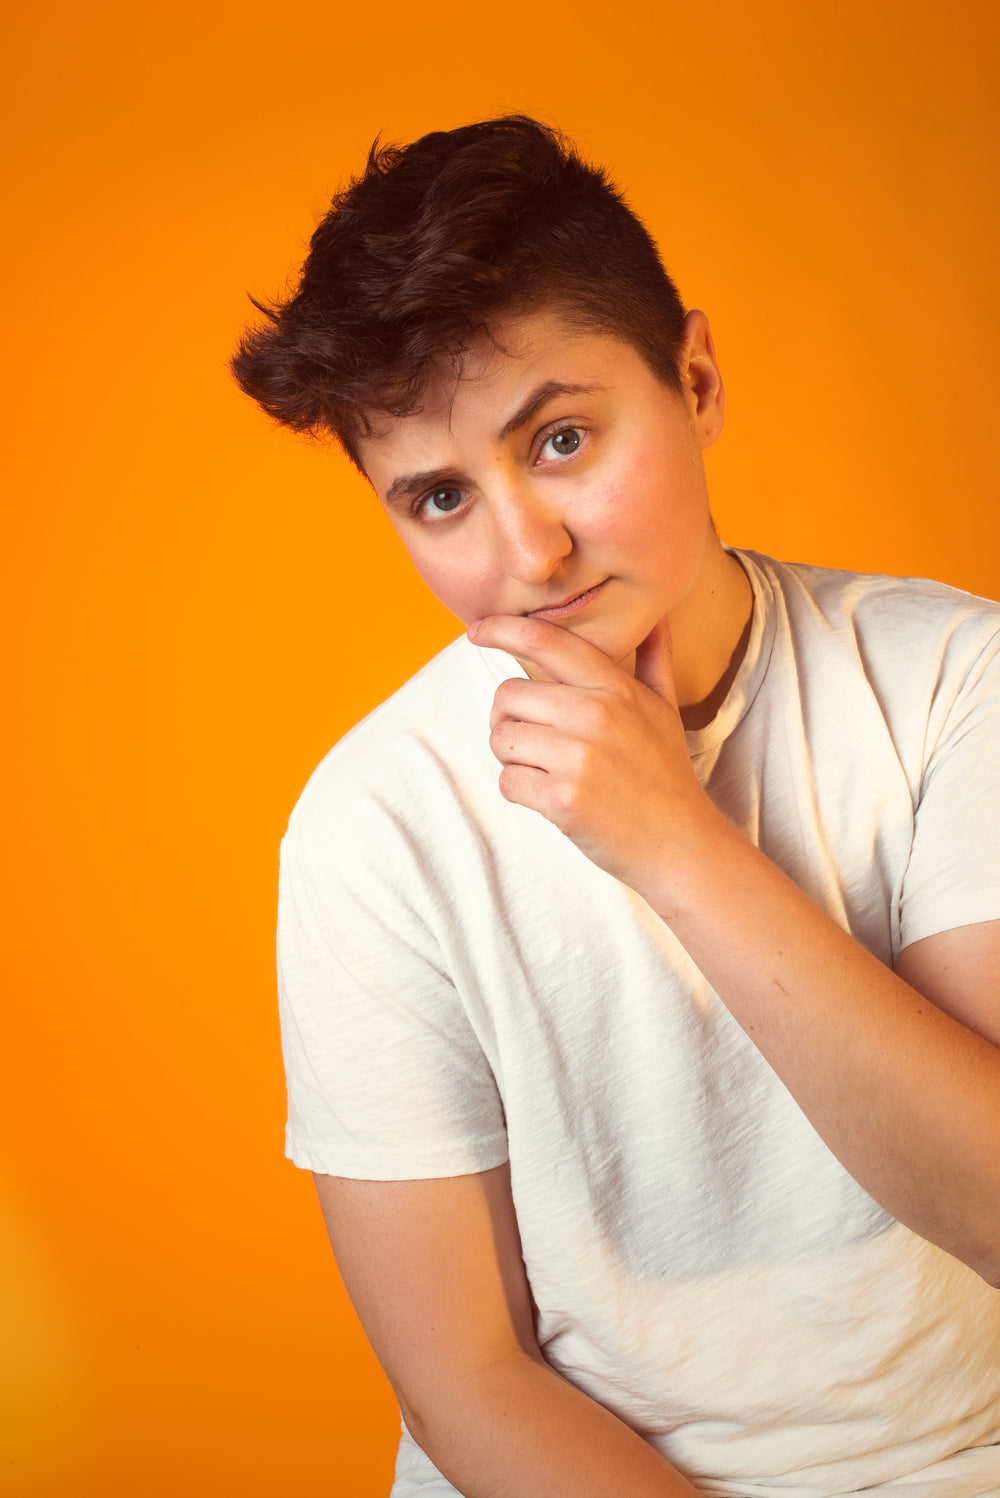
[671,542,754,731]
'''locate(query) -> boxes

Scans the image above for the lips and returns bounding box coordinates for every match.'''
[528,578,610,621]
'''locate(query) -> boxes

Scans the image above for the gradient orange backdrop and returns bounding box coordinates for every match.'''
[4,1,998,1494]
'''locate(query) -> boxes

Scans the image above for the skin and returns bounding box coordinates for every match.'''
[360,308,752,719]
[312,307,1000,1496]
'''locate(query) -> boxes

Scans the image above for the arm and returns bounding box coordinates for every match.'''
[313,1164,701,1497]
[470,613,1000,1286]
[655,820,1000,1284]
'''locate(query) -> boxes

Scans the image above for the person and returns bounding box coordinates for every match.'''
[231,117,1000,1498]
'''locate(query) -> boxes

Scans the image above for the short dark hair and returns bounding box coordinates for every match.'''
[230,116,688,466]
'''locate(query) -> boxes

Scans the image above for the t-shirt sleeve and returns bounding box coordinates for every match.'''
[898,622,1000,948]
[277,787,509,1181]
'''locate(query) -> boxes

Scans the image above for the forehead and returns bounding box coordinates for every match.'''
[358,310,644,475]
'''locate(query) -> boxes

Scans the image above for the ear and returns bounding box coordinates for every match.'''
[679,309,724,450]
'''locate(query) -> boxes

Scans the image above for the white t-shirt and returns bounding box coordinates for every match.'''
[278,552,1000,1498]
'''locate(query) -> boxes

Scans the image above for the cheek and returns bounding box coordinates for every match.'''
[573,454,643,544]
[573,455,666,549]
[578,478,629,545]
[402,543,499,624]
[578,445,708,552]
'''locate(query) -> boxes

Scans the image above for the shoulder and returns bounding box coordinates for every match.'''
[741,549,1000,646]
[291,637,517,821]
[738,550,1000,703]
[283,634,525,893]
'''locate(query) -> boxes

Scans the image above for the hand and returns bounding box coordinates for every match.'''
[468,613,718,905]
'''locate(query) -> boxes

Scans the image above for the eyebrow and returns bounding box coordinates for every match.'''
[382,380,605,508]
[496,380,605,442]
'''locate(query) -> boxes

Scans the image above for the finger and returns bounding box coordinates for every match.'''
[489,677,585,732]
[489,718,569,772]
[633,613,679,710]
[496,756,597,840]
[494,762,552,816]
[469,614,618,689]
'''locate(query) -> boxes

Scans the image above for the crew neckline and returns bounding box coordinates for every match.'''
[469,547,777,755]
[685,549,776,756]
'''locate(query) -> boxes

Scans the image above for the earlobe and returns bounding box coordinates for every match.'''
[680,309,725,449]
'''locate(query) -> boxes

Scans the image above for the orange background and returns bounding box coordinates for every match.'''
[4,2,998,1494]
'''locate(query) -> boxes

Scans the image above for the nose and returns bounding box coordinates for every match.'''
[488,482,573,583]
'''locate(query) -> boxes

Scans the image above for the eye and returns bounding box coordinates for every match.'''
[419,487,465,518]
[540,426,584,460]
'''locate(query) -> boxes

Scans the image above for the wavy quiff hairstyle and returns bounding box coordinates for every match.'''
[230,116,688,468]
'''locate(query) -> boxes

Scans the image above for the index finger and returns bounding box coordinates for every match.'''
[468,614,619,687]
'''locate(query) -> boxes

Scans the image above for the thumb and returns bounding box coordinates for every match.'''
[633,614,679,709]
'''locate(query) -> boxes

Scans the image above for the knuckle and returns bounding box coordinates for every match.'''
[520,617,551,653]
[568,739,597,780]
[554,777,583,818]
[580,697,613,736]
[489,723,516,757]
[497,766,520,802]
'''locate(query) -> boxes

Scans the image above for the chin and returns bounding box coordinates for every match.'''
[568,620,641,668]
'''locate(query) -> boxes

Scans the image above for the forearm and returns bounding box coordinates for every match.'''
[402,1349,700,1498]
[643,806,1000,1282]
[472,609,1000,1280]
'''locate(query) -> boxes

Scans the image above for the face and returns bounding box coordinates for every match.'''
[358,308,725,670]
